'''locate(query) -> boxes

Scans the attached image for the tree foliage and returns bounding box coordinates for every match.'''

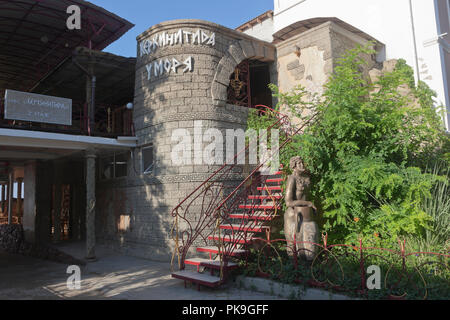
[249,43,449,246]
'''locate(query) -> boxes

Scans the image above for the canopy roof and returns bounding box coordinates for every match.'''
[33,47,136,106]
[0,0,134,97]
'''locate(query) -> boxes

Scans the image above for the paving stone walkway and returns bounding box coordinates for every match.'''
[0,242,353,300]
[0,244,280,300]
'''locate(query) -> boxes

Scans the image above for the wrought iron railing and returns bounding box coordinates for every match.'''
[0,100,134,138]
[247,234,449,300]
[170,104,317,273]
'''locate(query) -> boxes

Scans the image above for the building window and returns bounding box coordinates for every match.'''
[100,152,128,180]
[142,144,154,174]
[118,214,131,233]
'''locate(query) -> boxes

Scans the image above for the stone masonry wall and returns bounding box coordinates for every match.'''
[96,20,275,261]
[276,21,378,126]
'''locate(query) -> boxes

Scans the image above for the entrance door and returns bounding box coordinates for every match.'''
[51,184,71,241]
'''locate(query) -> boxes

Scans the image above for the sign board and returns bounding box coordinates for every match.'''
[4,89,72,125]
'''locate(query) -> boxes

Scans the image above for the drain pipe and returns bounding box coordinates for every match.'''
[409,0,421,84]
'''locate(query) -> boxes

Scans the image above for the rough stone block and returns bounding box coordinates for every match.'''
[177,90,192,98]
[211,81,228,102]
[239,40,255,59]
[228,43,246,65]
[253,43,265,59]
[170,98,185,106]
[382,59,398,73]
[263,46,276,61]
[287,60,300,70]
[214,56,236,86]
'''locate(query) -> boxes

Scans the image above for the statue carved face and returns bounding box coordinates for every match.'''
[290,156,306,174]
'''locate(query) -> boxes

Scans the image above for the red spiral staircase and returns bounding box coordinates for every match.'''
[170,105,313,289]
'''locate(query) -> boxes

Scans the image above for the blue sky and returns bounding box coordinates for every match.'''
[90,0,274,57]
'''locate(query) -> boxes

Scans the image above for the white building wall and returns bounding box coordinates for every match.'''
[273,0,449,129]
[242,18,274,43]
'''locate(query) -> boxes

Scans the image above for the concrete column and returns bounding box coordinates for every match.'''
[23,161,37,243]
[85,151,97,260]
[36,161,53,243]
[1,183,6,213]
[7,170,13,225]
[71,183,80,241]
[53,161,64,242]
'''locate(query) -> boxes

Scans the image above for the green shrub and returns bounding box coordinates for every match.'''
[248,43,449,246]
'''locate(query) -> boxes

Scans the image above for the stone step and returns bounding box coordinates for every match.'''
[171,270,222,288]
[185,257,239,270]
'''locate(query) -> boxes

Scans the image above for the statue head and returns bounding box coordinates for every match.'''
[289,156,306,174]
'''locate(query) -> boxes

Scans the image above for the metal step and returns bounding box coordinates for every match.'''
[228,213,279,221]
[265,178,283,183]
[247,195,282,200]
[219,223,266,233]
[238,204,280,210]
[172,270,222,288]
[208,235,253,244]
[257,186,282,191]
[196,246,247,256]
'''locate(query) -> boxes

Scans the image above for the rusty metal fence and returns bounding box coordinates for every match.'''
[245,233,449,300]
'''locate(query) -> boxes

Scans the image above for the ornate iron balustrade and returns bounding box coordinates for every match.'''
[247,234,450,300]
[0,100,134,138]
[170,104,317,274]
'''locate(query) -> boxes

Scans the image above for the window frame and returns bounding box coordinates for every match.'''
[141,143,154,175]
[99,151,129,180]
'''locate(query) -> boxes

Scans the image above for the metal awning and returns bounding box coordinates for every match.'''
[0,127,137,161]
[32,47,136,106]
[0,0,134,97]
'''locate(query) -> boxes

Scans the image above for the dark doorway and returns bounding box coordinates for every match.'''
[51,184,72,241]
[249,61,272,108]
[226,59,272,109]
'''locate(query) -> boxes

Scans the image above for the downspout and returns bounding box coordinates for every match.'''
[409,0,421,84]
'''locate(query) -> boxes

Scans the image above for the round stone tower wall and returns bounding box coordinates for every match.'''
[129,20,275,261]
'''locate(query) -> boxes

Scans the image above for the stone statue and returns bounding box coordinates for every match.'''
[284,156,318,261]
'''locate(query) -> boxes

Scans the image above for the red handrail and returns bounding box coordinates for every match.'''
[170,104,318,271]
[170,105,289,217]
[215,110,318,211]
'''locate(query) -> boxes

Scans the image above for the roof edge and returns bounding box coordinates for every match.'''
[235,10,274,32]
[136,19,275,47]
